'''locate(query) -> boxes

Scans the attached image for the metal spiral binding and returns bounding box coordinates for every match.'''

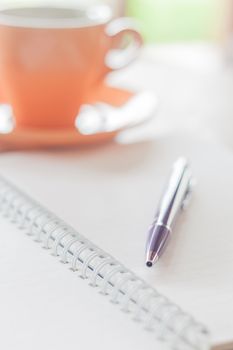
[0,176,210,350]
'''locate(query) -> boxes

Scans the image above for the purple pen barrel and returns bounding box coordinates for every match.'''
[145,157,193,267]
[146,223,171,266]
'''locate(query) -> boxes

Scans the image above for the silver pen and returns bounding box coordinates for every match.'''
[145,157,194,267]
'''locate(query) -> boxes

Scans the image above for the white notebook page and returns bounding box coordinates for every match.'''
[0,131,232,348]
[0,217,167,350]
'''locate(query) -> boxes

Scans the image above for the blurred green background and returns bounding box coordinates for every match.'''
[126,0,222,42]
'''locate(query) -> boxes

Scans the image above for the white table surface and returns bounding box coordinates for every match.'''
[107,43,233,150]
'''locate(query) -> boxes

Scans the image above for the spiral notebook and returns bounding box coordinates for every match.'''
[0,132,232,350]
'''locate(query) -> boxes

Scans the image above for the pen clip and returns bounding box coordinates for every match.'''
[181,178,196,210]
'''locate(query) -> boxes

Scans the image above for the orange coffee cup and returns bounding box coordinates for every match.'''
[0,5,143,129]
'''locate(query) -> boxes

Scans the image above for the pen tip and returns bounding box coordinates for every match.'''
[146,261,153,267]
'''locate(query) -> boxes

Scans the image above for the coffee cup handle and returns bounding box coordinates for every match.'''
[105,17,143,71]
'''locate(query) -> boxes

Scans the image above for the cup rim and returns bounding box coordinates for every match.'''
[0,3,112,29]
